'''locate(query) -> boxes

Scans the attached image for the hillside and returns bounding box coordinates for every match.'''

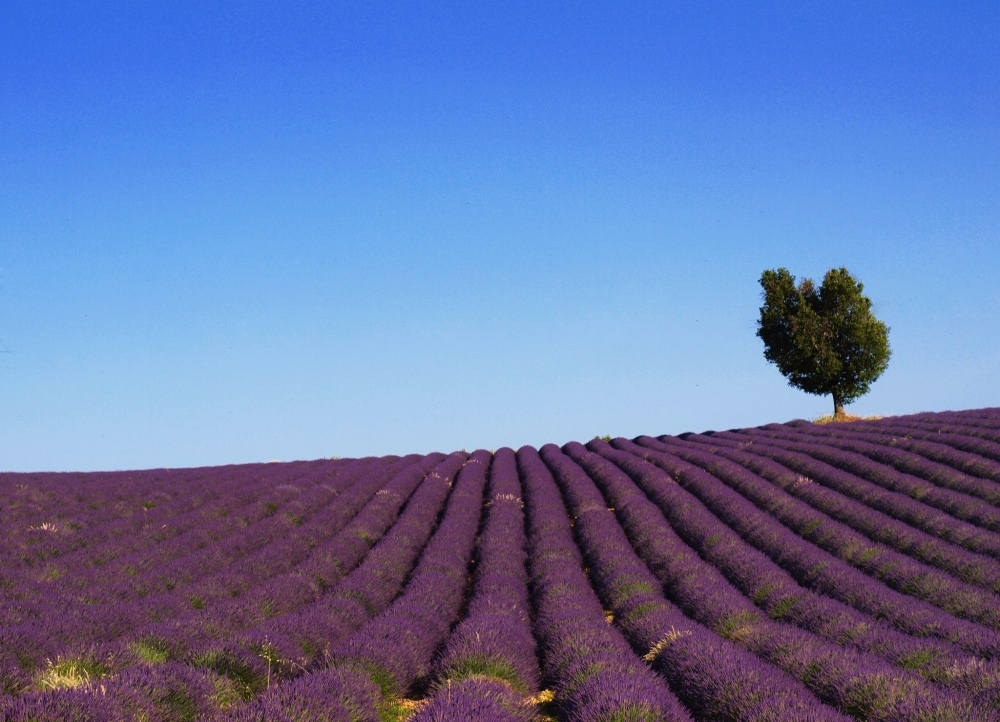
[3,408,1000,721]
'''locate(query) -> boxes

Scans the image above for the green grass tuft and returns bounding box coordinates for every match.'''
[193,650,265,702]
[715,611,759,640]
[130,636,173,664]
[768,595,800,620]
[440,655,528,693]
[607,703,660,722]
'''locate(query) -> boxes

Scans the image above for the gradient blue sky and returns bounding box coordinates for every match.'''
[2,2,998,471]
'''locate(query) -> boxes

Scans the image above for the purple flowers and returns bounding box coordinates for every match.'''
[421,448,540,699]
[3,408,1000,719]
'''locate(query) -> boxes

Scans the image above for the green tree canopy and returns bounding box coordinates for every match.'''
[756,267,891,418]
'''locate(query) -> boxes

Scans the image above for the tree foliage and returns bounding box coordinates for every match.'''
[756,267,891,417]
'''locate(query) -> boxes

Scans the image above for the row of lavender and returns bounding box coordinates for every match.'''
[1,407,1000,720]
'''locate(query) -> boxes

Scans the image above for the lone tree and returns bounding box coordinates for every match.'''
[756,267,891,419]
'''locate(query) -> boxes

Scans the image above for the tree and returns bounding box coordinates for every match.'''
[756,267,891,419]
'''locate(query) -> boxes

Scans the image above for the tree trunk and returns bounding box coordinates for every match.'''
[832,391,846,420]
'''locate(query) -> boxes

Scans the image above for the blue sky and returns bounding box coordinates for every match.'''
[2,2,998,471]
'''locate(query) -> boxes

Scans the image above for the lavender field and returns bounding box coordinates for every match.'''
[5,409,1000,721]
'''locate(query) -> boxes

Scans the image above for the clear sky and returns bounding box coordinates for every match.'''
[2,2,998,471]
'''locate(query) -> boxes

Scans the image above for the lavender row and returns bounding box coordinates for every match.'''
[814,420,1000,480]
[680,434,1000,628]
[411,677,538,722]
[5,460,327,582]
[766,420,1000,498]
[0,454,446,697]
[782,419,1000,505]
[77,452,457,709]
[517,446,696,722]
[54,462,372,606]
[859,428,1000,485]
[580,440,1000,706]
[892,414,1000,449]
[819,412,1000,461]
[0,661,241,722]
[421,448,540,697]
[323,450,490,704]
[697,429,1000,587]
[226,452,488,719]
[0,459,336,555]
[2,458,374,719]
[0,462,346,687]
[554,443,978,721]
[222,667,382,722]
[0,468,197,566]
[118,454,419,642]
[630,436,1000,660]
[0,463,301,607]
[730,425,1000,537]
[0,463,249,550]
[228,674,536,722]
[538,442,848,722]
[410,448,540,720]
[591,437,1000,694]
[151,464,396,605]
[7,458,389,627]
[73,464,346,587]
[231,450,486,720]
[901,408,1000,427]
[717,427,1000,561]
[6,465,311,614]
[185,451,467,699]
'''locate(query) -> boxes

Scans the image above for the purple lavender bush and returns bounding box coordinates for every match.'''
[4,408,1000,719]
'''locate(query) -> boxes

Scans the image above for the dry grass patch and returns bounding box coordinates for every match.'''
[812,413,883,424]
[36,657,108,691]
